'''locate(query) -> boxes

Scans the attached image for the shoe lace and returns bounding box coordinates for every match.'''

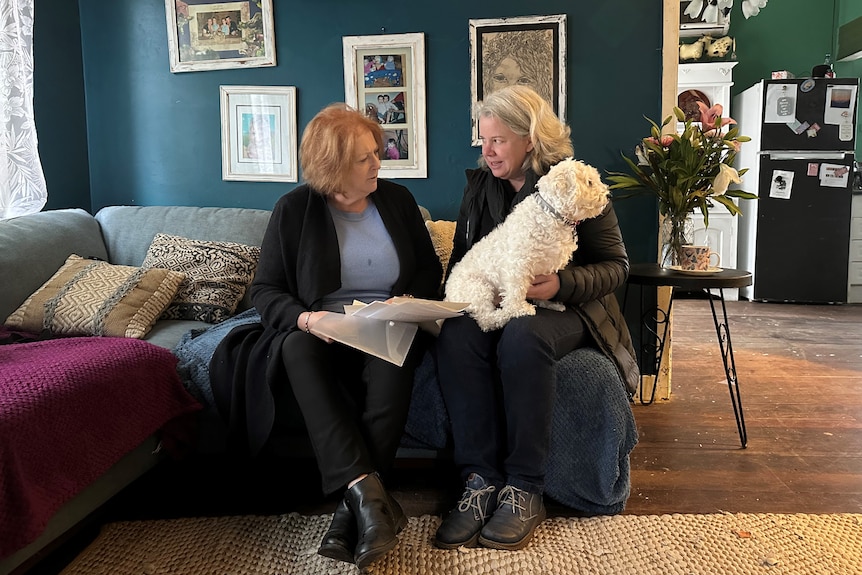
[456,482,496,522]
[497,485,538,521]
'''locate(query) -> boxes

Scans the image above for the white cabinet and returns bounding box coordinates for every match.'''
[678,61,740,299]
[849,194,862,303]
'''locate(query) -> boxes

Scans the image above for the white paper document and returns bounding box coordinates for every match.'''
[765,84,798,123]
[819,163,850,188]
[347,297,468,322]
[824,85,857,126]
[769,170,794,199]
[311,298,468,366]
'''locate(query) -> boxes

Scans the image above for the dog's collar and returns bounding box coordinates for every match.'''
[534,193,577,227]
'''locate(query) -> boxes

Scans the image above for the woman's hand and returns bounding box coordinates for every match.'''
[527,273,561,301]
[298,311,333,343]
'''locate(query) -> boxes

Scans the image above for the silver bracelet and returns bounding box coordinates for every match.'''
[304,312,311,334]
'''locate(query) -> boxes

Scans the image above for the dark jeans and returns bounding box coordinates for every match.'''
[436,308,589,494]
[281,330,422,495]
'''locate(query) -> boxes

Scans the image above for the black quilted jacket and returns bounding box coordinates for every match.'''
[446,168,639,395]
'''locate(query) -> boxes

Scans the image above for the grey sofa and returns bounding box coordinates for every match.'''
[0,205,638,574]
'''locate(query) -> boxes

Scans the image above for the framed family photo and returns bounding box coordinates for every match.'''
[469,14,567,146]
[220,85,297,182]
[165,0,276,73]
[343,32,427,178]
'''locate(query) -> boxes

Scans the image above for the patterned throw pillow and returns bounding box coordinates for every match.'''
[142,234,261,324]
[4,255,185,338]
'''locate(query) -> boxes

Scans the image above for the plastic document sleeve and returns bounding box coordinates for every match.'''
[310,313,419,367]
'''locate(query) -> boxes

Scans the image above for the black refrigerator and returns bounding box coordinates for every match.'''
[733,78,858,303]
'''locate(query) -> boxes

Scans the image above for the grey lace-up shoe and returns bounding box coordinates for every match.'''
[478,485,546,550]
[434,473,498,549]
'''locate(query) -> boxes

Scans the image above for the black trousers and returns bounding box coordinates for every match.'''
[436,308,589,494]
[281,331,421,495]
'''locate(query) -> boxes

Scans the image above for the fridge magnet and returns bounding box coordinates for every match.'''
[806,123,821,138]
[800,79,815,93]
[819,164,849,188]
[769,170,794,199]
[807,163,819,177]
[786,119,810,135]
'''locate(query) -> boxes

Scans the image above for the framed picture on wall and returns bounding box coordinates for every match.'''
[469,14,567,146]
[343,33,427,178]
[220,85,297,182]
[165,0,276,73]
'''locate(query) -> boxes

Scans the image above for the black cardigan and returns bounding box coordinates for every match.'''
[210,180,442,455]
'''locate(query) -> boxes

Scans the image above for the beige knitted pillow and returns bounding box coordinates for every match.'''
[5,255,185,338]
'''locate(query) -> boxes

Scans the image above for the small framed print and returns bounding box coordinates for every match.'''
[469,14,567,146]
[343,33,427,178]
[165,0,276,73]
[220,85,297,182]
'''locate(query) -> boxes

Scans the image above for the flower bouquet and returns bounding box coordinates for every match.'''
[608,103,757,267]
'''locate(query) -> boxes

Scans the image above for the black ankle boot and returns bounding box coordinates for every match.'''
[344,473,407,569]
[317,497,356,563]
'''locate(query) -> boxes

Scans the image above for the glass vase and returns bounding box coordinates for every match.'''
[660,215,694,269]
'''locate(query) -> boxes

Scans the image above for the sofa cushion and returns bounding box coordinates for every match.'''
[142,234,260,324]
[95,206,271,267]
[5,255,185,339]
[95,206,272,312]
[0,209,109,322]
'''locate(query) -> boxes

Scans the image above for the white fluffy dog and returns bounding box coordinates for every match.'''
[445,158,610,332]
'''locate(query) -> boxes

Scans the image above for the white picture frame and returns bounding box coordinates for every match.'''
[343,32,427,179]
[469,14,567,146]
[220,85,297,183]
[165,0,276,73]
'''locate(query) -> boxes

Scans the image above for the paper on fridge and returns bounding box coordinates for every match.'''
[311,298,468,366]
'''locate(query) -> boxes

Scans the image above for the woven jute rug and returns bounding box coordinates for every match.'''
[60,512,862,574]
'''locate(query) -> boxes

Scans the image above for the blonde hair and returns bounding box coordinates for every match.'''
[300,103,384,196]
[475,85,572,176]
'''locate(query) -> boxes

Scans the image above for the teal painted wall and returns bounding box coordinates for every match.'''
[45,0,660,263]
[33,0,90,212]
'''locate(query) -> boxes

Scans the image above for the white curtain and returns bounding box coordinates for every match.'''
[0,0,46,220]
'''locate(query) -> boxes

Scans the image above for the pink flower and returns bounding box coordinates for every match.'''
[697,102,737,129]
[645,135,675,148]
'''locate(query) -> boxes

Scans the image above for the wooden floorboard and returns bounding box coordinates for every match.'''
[624,298,862,516]
[18,299,862,573]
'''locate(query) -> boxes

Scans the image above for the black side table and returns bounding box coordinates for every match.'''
[624,263,752,448]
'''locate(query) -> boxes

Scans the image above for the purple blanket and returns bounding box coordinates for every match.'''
[0,333,200,558]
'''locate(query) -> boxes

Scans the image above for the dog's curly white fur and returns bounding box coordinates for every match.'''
[445,158,610,332]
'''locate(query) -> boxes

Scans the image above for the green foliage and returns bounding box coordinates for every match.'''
[608,107,757,228]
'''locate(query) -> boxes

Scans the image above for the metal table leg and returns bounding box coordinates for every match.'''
[623,284,674,405]
[706,289,748,448]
